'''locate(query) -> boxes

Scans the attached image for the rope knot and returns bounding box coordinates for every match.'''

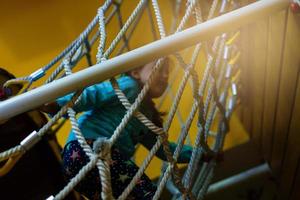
[100,57,107,62]
[62,59,71,66]
[93,137,111,160]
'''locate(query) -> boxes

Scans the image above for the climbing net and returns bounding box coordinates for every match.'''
[0,0,242,199]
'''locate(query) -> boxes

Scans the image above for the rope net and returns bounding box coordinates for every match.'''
[0,0,243,199]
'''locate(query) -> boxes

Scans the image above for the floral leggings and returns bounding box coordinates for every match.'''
[62,140,156,200]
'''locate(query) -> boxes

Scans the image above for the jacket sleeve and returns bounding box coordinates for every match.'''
[56,76,139,113]
[140,131,192,163]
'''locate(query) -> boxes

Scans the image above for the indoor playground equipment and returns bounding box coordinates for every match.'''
[0,0,299,199]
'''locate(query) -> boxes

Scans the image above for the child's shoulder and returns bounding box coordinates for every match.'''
[117,75,137,84]
[116,75,140,91]
[98,75,138,90]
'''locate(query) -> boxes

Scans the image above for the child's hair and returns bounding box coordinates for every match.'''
[124,58,170,128]
[123,71,165,127]
[144,97,164,127]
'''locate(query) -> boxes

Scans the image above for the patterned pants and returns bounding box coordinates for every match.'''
[62,140,157,200]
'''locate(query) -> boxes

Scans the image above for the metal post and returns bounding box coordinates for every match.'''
[206,163,271,195]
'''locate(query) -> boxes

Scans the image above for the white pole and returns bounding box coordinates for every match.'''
[206,163,271,195]
[0,0,289,122]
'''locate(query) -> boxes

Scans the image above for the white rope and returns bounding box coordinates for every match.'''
[116,3,145,55]
[0,1,243,199]
[183,35,227,190]
[103,0,148,59]
[0,93,79,162]
[151,0,166,38]
[64,59,114,199]
[155,0,222,195]
[96,7,107,63]
[53,156,99,200]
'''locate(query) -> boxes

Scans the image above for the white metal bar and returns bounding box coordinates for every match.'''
[0,0,289,122]
[206,163,271,195]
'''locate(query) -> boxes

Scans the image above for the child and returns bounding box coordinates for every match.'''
[42,58,192,199]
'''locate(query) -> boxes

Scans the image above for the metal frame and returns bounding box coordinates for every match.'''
[0,0,289,122]
[207,163,271,195]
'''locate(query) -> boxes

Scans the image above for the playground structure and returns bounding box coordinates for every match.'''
[0,0,299,199]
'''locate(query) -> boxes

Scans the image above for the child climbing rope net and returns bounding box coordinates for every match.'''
[0,0,242,199]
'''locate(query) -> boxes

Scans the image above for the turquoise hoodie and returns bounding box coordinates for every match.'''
[57,75,192,163]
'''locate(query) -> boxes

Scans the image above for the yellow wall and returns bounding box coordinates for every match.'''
[0,0,248,179]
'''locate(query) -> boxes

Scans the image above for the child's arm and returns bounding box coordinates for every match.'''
[141,131,192,163]
[56,76,139,113]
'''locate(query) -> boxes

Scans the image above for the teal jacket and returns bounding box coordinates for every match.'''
[57,75,192,163]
